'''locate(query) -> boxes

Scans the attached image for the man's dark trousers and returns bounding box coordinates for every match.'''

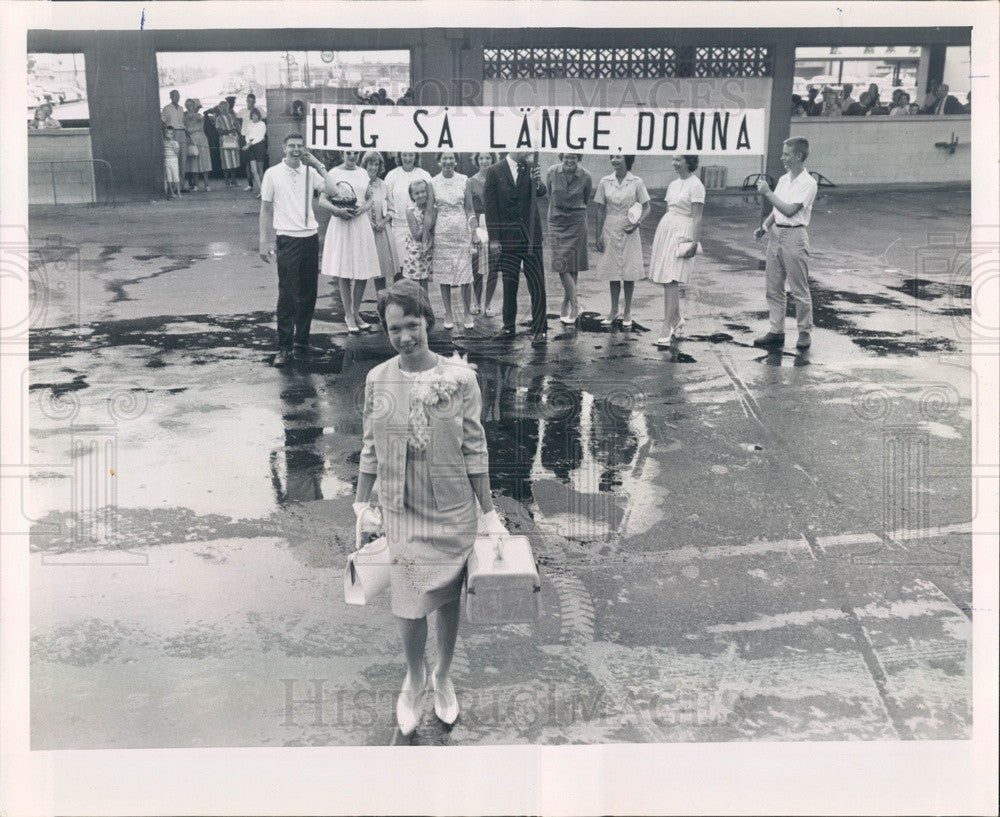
[275,234,319,351]
[499,242,546,335]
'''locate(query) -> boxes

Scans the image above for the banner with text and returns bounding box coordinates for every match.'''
[306,105,765,155]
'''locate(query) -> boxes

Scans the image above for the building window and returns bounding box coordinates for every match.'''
[28,53,88,123]
[483,46,771,79]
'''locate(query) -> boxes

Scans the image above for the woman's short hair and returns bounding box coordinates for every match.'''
[623,154,636,171]
[682,155,699,172]
[361,150,384,173]
[377,279,435,333]
[472,152,498,166]
[249,108,262,120]
[783,136,810,160]
[395,151,417,165]
[897,92,910,104]
[408,178,428,199]
[436,151,457,163]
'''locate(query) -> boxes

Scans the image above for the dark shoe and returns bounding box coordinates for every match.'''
[753,332,785,348]
[294,343,326,357]
[531,332,547,347]
[273,349,294,367]
[496,327,516,339]
[795,331,812,349]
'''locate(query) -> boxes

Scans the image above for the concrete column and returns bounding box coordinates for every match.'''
[765,40,796,185]
[84,32,162,197]
[924,44,947,94]
[411,29,480,171]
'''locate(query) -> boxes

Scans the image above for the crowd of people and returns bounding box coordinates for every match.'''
[356,85,415,107]
[161,89,268,198]
[254,131,821,735]
[28,102,62,130]
[792,80,970,117]
[257,135,819,365]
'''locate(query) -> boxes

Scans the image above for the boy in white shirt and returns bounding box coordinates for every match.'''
[753,137,819,350]
[259,132,327,366]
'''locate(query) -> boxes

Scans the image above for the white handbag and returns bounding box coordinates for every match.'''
[343,505,391,605]
[465,534,541,624]
[675,240,701,258]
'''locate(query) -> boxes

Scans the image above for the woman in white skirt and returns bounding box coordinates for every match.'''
[430,151,478,331]
[648,155,705,346]
[319,150,381,333]
[594,154,651,330]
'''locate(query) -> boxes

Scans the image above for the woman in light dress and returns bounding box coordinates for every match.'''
[318,150,381,333]
[430,151,479,331]
[593,154,650,330]
[182,99,212,192]
[384,152,434,275]
[362,151,397,292]
[209,99,241,187]
[648,155,705,347]
[354,279,504,736]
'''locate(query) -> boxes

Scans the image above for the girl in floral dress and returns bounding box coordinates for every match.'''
[402,179,434,293]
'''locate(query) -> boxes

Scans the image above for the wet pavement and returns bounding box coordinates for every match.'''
[27,185,974,747]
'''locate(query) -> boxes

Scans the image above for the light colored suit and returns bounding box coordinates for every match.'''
[359,356,488,513]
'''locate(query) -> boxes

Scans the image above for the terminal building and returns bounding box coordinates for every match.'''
[26,26,971,203]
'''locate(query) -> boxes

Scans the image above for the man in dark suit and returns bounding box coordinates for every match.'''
[922,83,964,115]
[484,150,549,345]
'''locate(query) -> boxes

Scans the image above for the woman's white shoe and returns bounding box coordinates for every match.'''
[431,670,459,725]
[396,670,427,736]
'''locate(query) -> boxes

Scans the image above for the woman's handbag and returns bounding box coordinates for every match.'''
[464,534,541,624]
[675,240,702,258]
[221,134,239,150]
[186,143,200,158]
[343,504,391,605]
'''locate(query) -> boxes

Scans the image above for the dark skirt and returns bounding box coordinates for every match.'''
[246,141,267,163]
[548,209,589,275]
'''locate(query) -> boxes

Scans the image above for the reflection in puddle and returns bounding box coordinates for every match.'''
[271,372,355,506]
[477,367,658,541]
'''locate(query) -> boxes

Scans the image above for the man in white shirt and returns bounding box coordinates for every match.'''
[753,137,819,350]
[259,132,328,366]
[161,89,188,181]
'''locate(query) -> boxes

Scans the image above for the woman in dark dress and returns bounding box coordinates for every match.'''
[546,152,593,324]
[466,152,500,316]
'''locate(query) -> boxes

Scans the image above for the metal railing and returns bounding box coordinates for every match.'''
[28,159,116,207]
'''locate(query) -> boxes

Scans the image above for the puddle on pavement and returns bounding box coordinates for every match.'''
[264,353,668,542]
[30,311,345,371]
[810,283,958,356]
[886,277,972,302]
